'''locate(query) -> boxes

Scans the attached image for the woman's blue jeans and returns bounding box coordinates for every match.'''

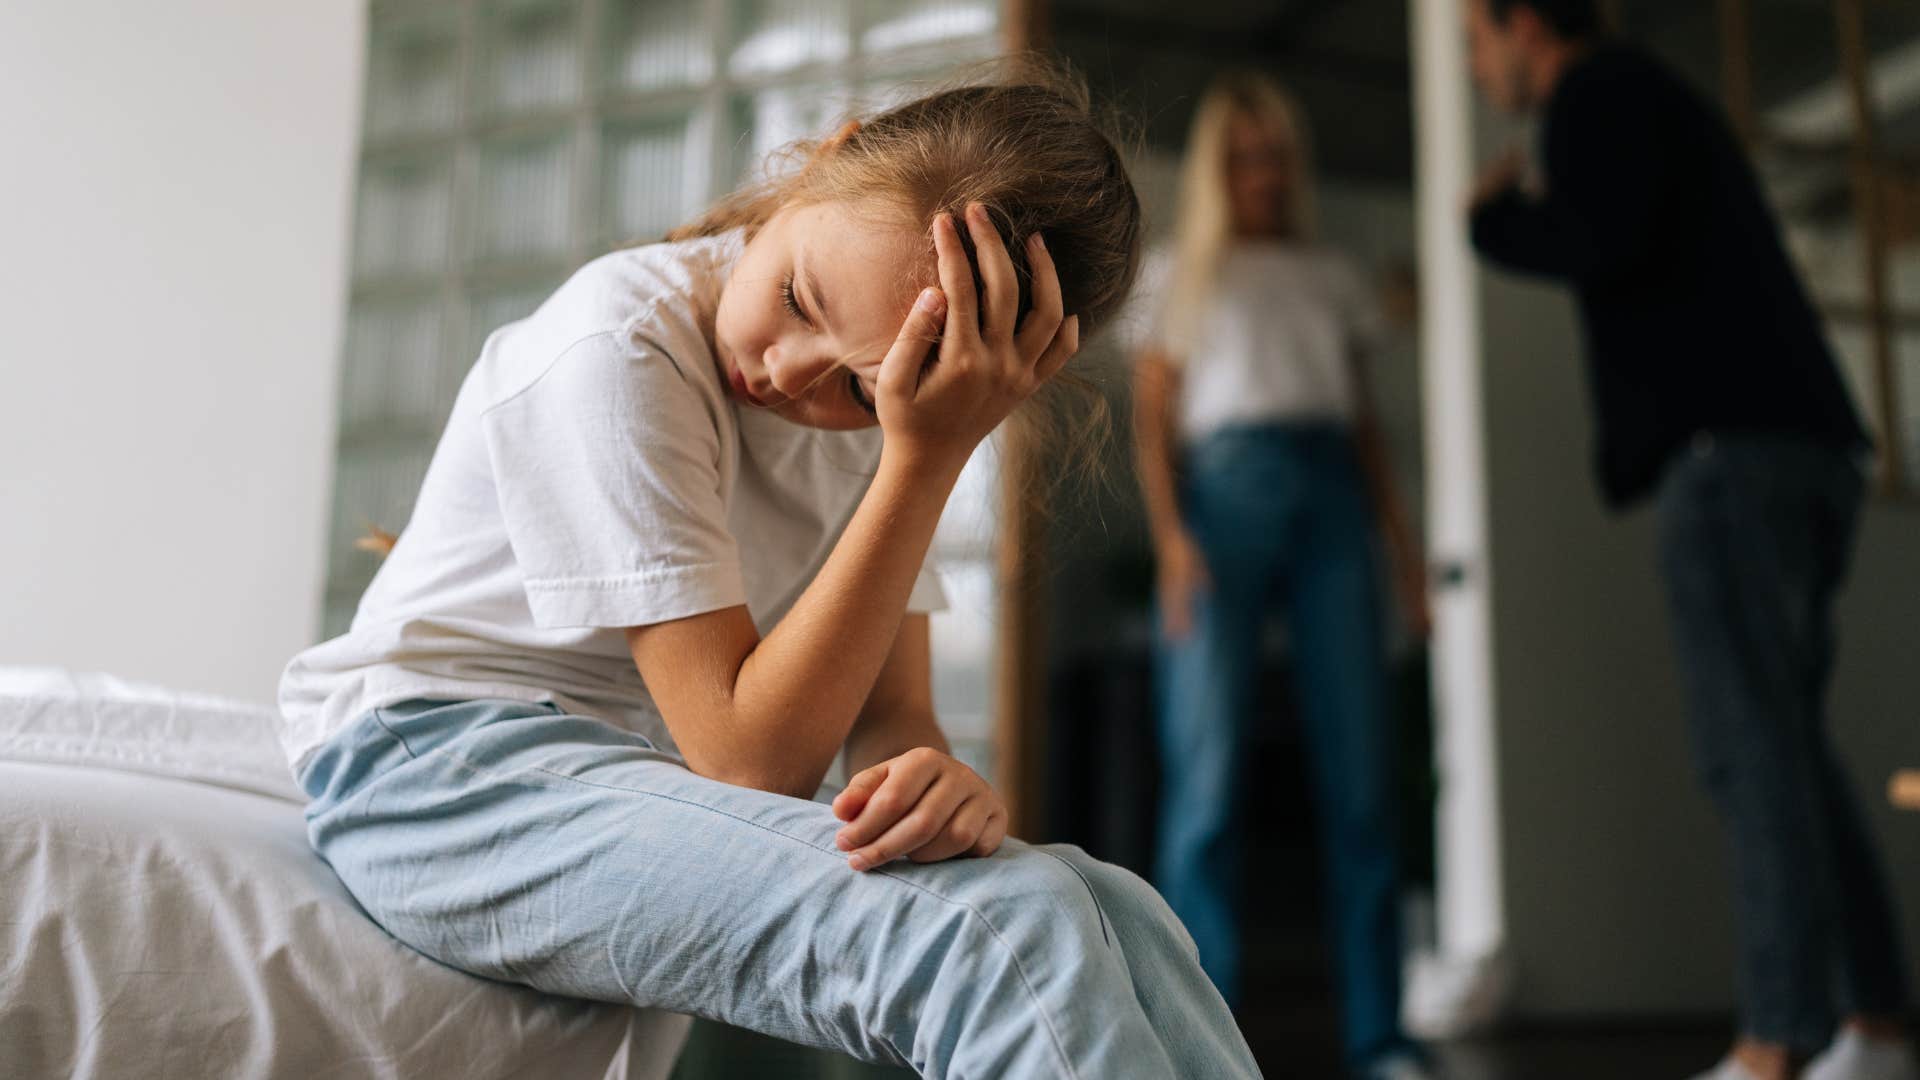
[1152,421,1409,1072]
[300,699,1262,1079]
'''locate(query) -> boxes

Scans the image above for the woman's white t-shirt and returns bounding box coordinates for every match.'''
[1136,242,1388,444]
[278,231,943,773]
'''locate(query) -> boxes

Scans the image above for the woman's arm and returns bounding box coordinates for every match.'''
[628,206,1078,801]
[1133,347,1209,639]
[1132,348,1184,549]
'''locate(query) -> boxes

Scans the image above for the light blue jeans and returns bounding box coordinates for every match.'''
[1153,422,1410,1074]
[299,699,1261,1079]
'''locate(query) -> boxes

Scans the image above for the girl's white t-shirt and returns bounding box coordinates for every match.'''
[278,231,943,773]
[1134,241,1388,443]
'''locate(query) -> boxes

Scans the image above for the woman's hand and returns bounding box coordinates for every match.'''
[1156,527,1211,642]
[875,203,1079,474]
[830,746,1008,871]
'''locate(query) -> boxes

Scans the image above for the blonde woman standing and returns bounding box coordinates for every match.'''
[1132,72,1430,1080]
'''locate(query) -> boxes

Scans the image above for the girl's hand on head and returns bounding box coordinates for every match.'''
[829,746,1008,870]
[875,203,1079,474]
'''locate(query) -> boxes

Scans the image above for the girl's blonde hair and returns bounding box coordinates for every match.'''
[363,59,1140,558]
[1159,71,1316,360]
[673,56,1142,342]
[677,55,1144,512]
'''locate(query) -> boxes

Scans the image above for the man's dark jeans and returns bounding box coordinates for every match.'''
[1655,432,1909,1052]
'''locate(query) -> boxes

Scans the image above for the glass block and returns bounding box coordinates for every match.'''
[364,15,462,140]
[478,0,583,117]
[605,0,710,94]
[860,0,996,55]
[320,596,358,641]
[857,68,939,115]
[341,296,447,431]
[474,131,575,260]
[948,735,994,785]
[603,115,692,243]
[928,559,996,742]
[327,444,435,585]
[729,82,856,185]
[353,154,453,279]
[464,278,559,363]
[931,440,1000,561]
[728,0,849,78]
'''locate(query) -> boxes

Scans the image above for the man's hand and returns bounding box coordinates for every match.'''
[830,747,1007,871]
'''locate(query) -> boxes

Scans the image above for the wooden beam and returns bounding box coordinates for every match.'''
[1834,0,1906,494]
[1004,0,1050,53]
[994,0,1051,839]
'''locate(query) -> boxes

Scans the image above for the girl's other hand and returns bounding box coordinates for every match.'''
[875,203,1078,474]
[829,746,1008,870]
[1156,527,1211,642]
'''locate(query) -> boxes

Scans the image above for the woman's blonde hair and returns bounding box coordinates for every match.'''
[1159,71,1316,360]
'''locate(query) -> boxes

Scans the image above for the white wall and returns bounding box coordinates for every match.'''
[0,3,363,704]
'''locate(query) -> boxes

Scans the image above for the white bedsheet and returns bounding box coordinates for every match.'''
[0,667,692,1079]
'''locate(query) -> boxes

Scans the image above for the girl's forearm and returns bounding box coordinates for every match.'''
[725,447,963,795]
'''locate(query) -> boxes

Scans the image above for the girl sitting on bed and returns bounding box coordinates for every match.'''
[280,62,1260,1078]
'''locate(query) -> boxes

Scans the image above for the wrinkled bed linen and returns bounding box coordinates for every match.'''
[0,667,691,1079]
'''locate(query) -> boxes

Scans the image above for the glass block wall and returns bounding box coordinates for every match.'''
[326,0,1004,766]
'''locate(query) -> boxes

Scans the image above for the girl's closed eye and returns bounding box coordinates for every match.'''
[780,274,808,325]
[846,371,876,415]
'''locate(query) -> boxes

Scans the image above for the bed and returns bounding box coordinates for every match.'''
[0,667,691,1079]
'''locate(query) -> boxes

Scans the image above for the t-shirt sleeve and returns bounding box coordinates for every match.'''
[481,332,746,629]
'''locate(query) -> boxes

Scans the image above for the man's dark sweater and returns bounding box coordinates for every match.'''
[1471,43,1868,507]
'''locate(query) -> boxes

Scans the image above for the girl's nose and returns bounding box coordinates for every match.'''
[765,344,834,400]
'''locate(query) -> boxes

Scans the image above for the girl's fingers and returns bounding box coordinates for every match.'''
[906,794,992,864]
[1014,231,1063,359]
[1032,314,1080,385]
[845,774,964,871]
[961,203,1018,344]
[875,287,947,403]
[835,755,940,852]
[931,213,979,353]
[831,761,889,822]
[969,807,1007,858]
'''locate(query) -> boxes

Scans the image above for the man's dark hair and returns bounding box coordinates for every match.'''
[1488,0,1604,39]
